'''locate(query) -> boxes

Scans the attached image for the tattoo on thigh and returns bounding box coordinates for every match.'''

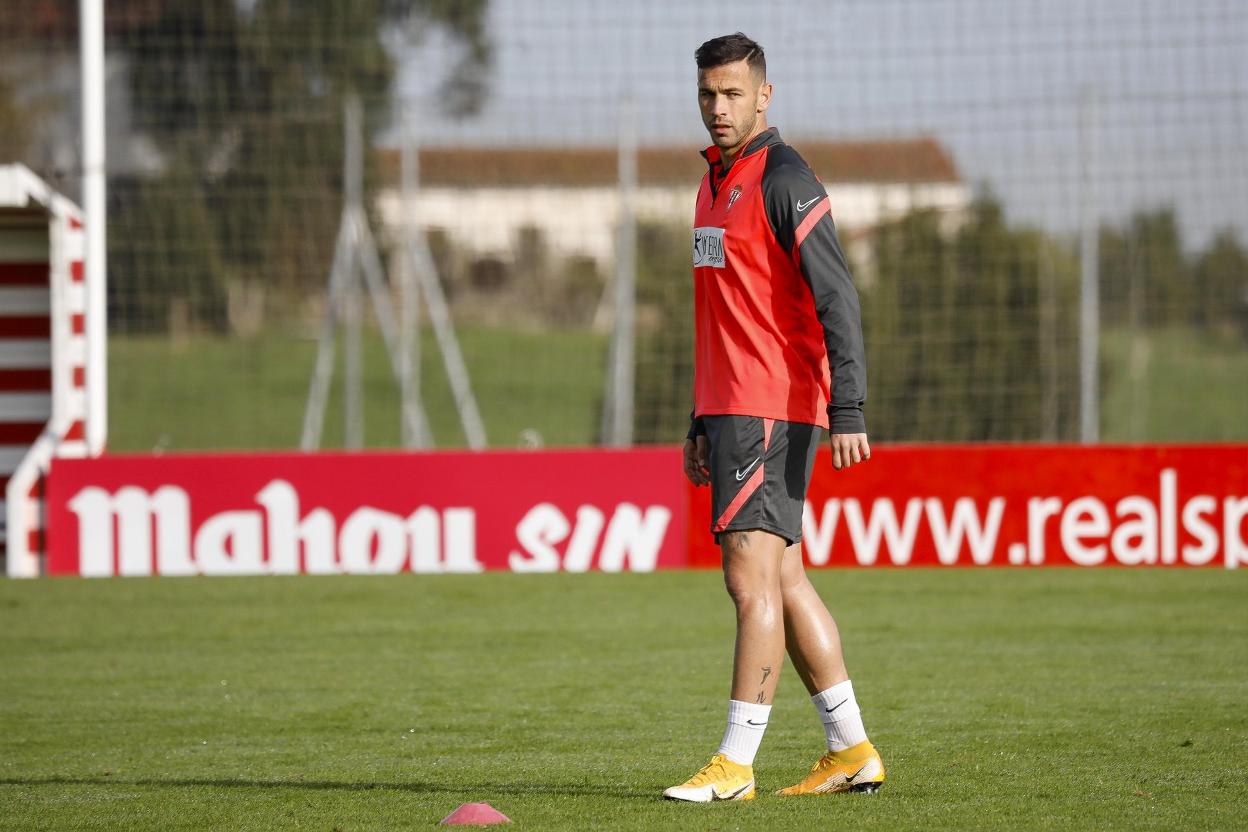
[722,531,752,552]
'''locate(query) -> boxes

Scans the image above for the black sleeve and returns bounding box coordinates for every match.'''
[686,411,706,441]
[763,151,868,434]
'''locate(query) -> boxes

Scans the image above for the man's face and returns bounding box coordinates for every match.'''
[697,59,771,158]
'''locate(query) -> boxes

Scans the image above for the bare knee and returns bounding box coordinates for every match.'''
[724,572,779,614]
[721,533,782,613]
[779,546,813,596]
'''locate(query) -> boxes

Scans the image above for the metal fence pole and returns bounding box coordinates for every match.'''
[399,103,426,448]
[342,96,365,449]
[1078,85,1100,444]
[604,97,637,447]
[80,0,107,455]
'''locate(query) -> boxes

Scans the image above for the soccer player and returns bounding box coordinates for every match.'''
[663,33,885,802]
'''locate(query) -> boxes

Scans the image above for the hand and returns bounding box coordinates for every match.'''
[683,436,710,486]
[830,433,870,470]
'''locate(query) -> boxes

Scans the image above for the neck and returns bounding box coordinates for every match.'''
[722,119,768,169]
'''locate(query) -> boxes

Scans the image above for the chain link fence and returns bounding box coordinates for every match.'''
[2,0,1245,451]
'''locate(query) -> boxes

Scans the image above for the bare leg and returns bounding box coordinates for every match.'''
[775,542,885,793]
[779,542,848,695]
[721,530,787,704]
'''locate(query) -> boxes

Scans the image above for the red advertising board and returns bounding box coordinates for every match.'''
[689,444,1248,568]
[45,449,685,577]
[45,444,1248,576]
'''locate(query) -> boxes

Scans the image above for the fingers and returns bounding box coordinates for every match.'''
[830,434,871,471]
[682,450,698,485]
[683,439,711,487]
[695,436,710,483]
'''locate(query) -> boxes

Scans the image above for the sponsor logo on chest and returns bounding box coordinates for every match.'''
[692,226,726,268]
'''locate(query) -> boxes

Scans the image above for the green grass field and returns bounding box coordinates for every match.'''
[1101,326,1248,442]
[106,323,1248,453]
[107,326,609,453]
[2,569,1245,831]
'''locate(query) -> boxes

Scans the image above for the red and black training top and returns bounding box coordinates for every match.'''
[689,127,866,437]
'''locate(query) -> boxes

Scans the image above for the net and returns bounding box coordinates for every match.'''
[1,0,1244,450]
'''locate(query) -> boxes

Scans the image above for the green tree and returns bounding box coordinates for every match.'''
[1192,228,1248,339]
[863,195,1081,441]
[109,161,227,332]
[633,222,697,443]
[109,0,492,332]
[863,208,959,439]
[1098,208,1193,328]
[0,48,62,170]
[0,75,32,161]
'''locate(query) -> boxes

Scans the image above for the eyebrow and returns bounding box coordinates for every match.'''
[699,84,744,94]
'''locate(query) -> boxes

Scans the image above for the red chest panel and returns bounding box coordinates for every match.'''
[692,146,832,429]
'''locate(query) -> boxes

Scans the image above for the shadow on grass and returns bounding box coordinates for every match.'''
[0,776,653,800]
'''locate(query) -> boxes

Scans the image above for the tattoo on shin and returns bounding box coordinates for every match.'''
[760,666,772,687]
[756,692,766,703]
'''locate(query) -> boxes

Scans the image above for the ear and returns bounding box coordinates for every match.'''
[756,81,773,114]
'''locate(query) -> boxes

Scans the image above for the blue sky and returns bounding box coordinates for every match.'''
[395,0,1246,247]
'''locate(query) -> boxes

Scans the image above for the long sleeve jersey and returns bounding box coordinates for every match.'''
[689,127,867,437]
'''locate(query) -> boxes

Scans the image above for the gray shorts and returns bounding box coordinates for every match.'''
[703,415,822,546]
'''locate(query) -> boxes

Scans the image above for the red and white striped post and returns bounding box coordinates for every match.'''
[0,166,97,577]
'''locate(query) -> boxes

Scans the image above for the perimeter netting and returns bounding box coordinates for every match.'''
[1,1,1244,449]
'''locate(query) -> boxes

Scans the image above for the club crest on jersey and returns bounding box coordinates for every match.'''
[693,226,726,268]
[726,185,743,211]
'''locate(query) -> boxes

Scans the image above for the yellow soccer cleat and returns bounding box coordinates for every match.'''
[662,754,756,802]
[776,740,885,795]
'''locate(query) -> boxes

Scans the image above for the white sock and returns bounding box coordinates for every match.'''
[717,699,771,766]
[812,679,869,752]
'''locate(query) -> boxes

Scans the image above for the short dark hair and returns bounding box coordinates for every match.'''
[695,32,766,80]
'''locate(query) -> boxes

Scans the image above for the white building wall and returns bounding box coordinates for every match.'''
[376,181,969,270]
